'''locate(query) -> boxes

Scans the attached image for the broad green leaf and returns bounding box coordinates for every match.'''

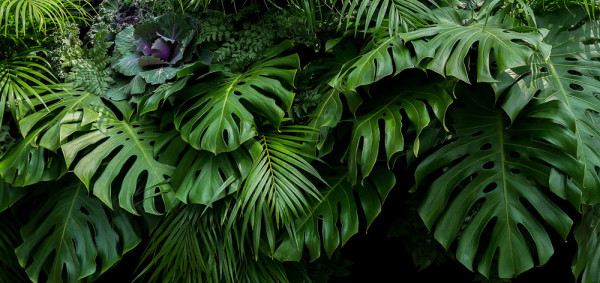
[61,112,176,215]
[330,35,413,90]
[15,181,142,283]
[138,76,189,114]
[348,83,452,184]
[573,204,600,283]
[274,167,395,261]
[525,11,600,204]
[415,90,582,278]
[114,26,136,54]
[175,41,299,154]
[139,66,180,85]
[401,8,543,83]
[0,128,66,187]
[0,181,25,213]
[155,133,253,205]
[112,53,142,76]
[17,85,104,151]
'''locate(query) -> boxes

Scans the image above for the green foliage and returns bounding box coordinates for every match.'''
[0,0,90,37]
[47,22,83,79]
[416,88,581,278]
[15,180,142,283]
[67,30,115,97]
[5,1,600,282]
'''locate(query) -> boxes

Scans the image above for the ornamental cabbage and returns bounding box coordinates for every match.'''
[113,14,198,85]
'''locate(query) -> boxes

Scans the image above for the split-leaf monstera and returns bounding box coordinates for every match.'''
[5,0,600,282]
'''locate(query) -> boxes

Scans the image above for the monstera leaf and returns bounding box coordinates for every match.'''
[61,110,176,215]
[274,167,395,261]
[497,10,600,203]
[15,181,142,283]
[348,82,452,184]
[0,128,66,186]
[330,35,413,90]
[415,89,583,278]
[17,85,104,151]
[401,7,544,83]
[155,132,253,205]
[175,41,299,154]
[573,205,600,283]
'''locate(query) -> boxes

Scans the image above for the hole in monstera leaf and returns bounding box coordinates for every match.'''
[516,222,539,266]
[582,38,600,45]
[149,141,155,146]
[568,70,583,76]
[534,89,541,96]
[471,131,484,137]
[509,168,521,174]
[125,138,130,141]
[483,161,494,169]
[80,206,90,215]
[565,57,578,61]
[502,30,510,33]
[592,57,600,61]
[223,130,230,146]
[217,168,227,181]
[539,67,548,72]
[382,112,387,117]
[483,182,497,193]
[470,216,498,268]
[509,151,520,158]
[139,139,145,141]
[510,39,535,49]
[117,131,124,134]
[480,143,492,151]
[137,131,145,135]
[569,83,583,91]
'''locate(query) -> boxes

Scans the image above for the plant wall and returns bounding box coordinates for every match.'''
[3,0,600,282]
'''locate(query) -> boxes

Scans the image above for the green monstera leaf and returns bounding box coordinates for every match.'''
[274,167,395,261]
[348,82,452,184]
[0,128,66,187]
[496,10,600,204]
[15,181,142,283]
[61,110,176,215]
[175,41,299,154]
[330,34,413,90]
[401,7,544,83]
[155,131,253,205]
[573,204,600,283]
[415,88,583,278]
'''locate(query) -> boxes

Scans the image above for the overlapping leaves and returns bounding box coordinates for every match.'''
[401,7,544,83]
[175,41,299,154]
[274,167,395,261]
